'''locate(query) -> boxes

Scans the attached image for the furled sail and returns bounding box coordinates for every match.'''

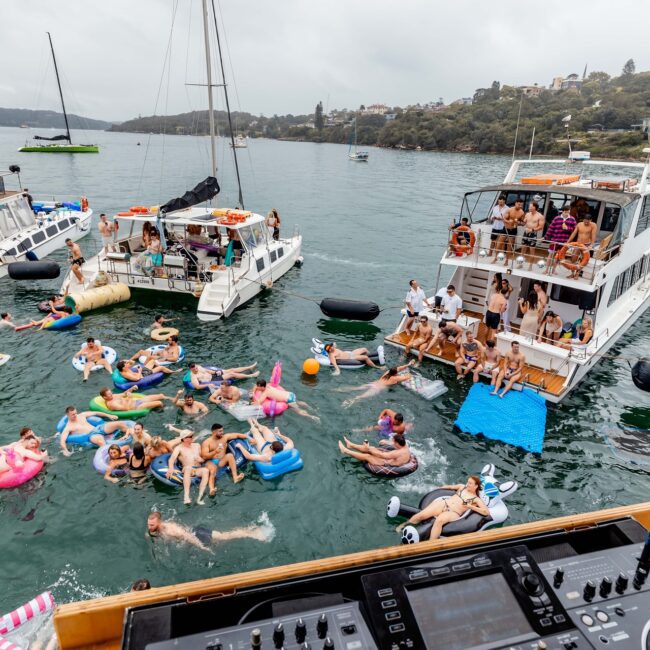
[160,177,220,214]
[33,134,71,141]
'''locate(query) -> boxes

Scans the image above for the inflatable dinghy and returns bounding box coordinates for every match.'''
[311,338,385,370]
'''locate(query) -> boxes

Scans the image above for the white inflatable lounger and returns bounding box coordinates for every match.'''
[400,372,447,400]
[217,390,264,421]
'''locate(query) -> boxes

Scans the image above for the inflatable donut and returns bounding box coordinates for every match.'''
[71,341,117,372]
[252,361,289,417]
[92,441,131,476]
[112,366,164,391]
[151,327,179,342]
[311,338,385,370]
[237,436,303,480]
[182,366,233,392]
[138,344,186,366]
[363,445,418,477]
[89,394,151,419]
[0,453,44,489]
[44,314,82,330]
[55,415,134,447]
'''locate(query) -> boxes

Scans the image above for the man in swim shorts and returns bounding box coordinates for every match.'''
[65,238,85,284]
[100,386,173,412]
[166,430,210,505]
[323,342,383,375]
[404,316,433,366]
[253,380,320,422]
[431,319,463,356]
[208,383,242,406]
[484,288,508,343]
[116,358,178,380]
[132,335,182,365]
[237,418,295,463]
[187,361,259,390]
[200,423,247,495]
[146,511,270,552]
[482,340,502,386]
[59,406,130,456]
[172,390,209,416]
[454,330,486,382]
[501,198,524,261]
[339,362,415,408]
[520,201,544,266]
[491,341,526,398]
[74,337,113,382]
[337,433,411,466]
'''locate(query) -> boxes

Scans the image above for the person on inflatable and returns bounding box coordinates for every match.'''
[74,337,113,382]
[172,391,209,416]
[187,361,259,390]
[150,314,176,332]
[338,433,411,467]
[253,379,319,422]
[103,444,129,483]
[166,430,210,505]
[132,335,182,364]
[1,431,47,478]
[100,386,173,412]
[208,383,243,406]
[395,475,489,540]
[200,423,247,496]
[117,358,177,380]
[339,362,415,408]
[324,342,384,375]
[31,305,74,330]
[237,419,295,463]
[46,293,68,314]
[59,406,130,456]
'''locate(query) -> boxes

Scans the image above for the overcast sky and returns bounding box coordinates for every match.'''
[2,0,649,123]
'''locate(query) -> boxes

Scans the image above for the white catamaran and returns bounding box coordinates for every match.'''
[60,0,301,321]
[386,154,650,403]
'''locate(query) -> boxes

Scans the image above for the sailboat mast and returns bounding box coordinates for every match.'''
[201,0,217,179]
[47,32,72,144]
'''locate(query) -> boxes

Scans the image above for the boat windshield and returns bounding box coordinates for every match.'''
[0,196,35,239]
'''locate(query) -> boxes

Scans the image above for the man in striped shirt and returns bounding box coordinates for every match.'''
[546,205,577,274]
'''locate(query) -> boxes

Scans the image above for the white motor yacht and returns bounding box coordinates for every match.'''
[386,154,650,403]
[0,168,92,278]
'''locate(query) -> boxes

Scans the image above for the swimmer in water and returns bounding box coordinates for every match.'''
[208,383,243,406]
[253,380,320,422]
[339,362,414,408]
[150,314,176,331]
[172,391,209,416]
[146,511,273,552]
[187,361,259,390]
[59,406,130,456]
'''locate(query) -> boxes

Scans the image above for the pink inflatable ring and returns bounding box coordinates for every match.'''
[0,453,44,489]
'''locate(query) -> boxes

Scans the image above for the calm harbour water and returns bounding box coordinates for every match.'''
[0,127,648,614]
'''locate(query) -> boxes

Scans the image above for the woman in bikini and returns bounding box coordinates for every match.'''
[104,444,129,484]
[396,475,489,540]
[537,311,563,344]
[129,442,150,484]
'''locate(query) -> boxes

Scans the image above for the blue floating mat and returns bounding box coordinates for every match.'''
[455,383,547,453]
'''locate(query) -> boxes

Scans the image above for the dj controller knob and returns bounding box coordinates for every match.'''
[633,567,647,590]
[295,618,307,644]
[583,580,596,602]
[599,576,612,597]
[322,638,334,649]
[316,614,328,639]
[250,628,262,649]
[615,573,629,594]
[273,623,285,648]
[553,567,564,588]
[522,573,544,596]
[535,641,548,650]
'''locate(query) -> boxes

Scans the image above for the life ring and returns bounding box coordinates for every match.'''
[130,206,149,214]
[234,214,246,223]
[117,212,134,217]
[138,344,186,366]
[556,242,590,272]
[151,327,179,341]
[363,446,419,477]
[219,217,237,226]
[450,225,476,256]
[80,196,89,211]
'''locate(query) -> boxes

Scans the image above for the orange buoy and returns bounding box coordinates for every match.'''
[303,358,320,375]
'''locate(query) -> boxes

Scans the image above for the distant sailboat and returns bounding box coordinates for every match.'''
[19,33,98,154]
[230,134,247,148]
[348,117,368,161]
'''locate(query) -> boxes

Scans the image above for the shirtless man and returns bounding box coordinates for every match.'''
[59,406,129,456]
[187,361,259,390]
[491,341,526,398]
[340,362,415,408]
[201,423,247,495]
[521,201,545,266]
[0,312,16,330]
[132,335,181,365]
[130,421,152,447]
[167,430,209,504]
[65,238,84,284]
[482,340,502,386]
[568,214,597,250]
[100,386,172,412]
[501,199,524,260]
[253,380,319,422]
[324,342,382,375]
[338,433,412,466]
[74,337,113,381]
[150,314,175,332]
[237,419,295,463]
[404,316,434,366]
[208,383,242,406]
[97,214,115,253]
[146,511,271,551]
[454,330,485,382]
[13,434,48,463]
[431,319,463,356]
[533,281,548,323]
[484,288,508,342]
[173,390,209,416]
[116,358,177,380]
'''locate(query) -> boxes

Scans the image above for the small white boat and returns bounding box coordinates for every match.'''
[348,117,369,162]
[230,135,247,149]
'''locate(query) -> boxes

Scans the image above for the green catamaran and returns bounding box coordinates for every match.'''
[19,33,99,154]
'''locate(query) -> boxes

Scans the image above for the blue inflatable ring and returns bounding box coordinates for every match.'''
[112,366,165,391]
[56,415,135,447]
[182,366,233,392]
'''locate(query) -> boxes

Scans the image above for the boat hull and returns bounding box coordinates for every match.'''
[18,145,99,153]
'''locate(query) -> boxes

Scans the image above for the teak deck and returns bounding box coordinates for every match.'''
[54,502,650,649]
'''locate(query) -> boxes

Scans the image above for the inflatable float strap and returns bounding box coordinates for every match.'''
[0,453,44,489]
[237,437,303,480]
[138,344,185,366]
[363,447,418,478]
[89,395,151,419]
[71,342,117,372]
[92,441,131,476]
[151,327,179,342]
[182,366,232,392]
[112,366,165,391]
[0,591,55,635]
[44,313,82,330]
[55,415,134,447]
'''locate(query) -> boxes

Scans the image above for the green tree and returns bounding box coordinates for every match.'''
[314,101,324,132]
[622,59,636,76]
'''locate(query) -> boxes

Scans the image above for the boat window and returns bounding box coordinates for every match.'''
[635,197,650,236]
[32,231,46,244]
[611,198,638,246]
[251,224,266,245]
[608,255,647,306]
[256,257,265,272]
[278,247,284,258]
[601,204,620,233]
[461,191,498,223]
[501,191,547,215]
[46,224,58,237]
[9,198,36,229]
[238,226,256,249]
[4,248,16,256]
[550,285,597,310]
[58,219,70,231]
[270,250,277,263]
[18,238,31,251]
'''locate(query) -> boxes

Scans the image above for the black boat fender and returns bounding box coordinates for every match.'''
[632,358,650,393]
[319,298,380,321]
[8,260,60,280]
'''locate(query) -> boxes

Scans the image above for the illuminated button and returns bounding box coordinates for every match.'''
[381,600,397,609]
[389,623,405,634]
[378,588,393,597]
[581,614,595,627]
[595,611,609,623]
[385,611,401,621]
[345,642,362,650]
[408,569,428,580]
[540,617,552,627]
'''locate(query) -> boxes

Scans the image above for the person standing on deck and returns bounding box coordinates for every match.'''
[439,285,462,322]
[98,214,115,253]
[545,205,577,273]
[65,238,85,284]
[404,279,430,331]
[488,195,509,257]
[484,289,508,343]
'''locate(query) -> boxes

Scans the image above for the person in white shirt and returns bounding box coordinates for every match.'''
[488,195,509,258]
[440,285,462,322]
[404,279,430,331]
[97,214,116,253]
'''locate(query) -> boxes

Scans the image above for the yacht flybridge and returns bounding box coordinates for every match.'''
[60,200,301,320]
[386,155,650,403]
[0,168,92,278]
